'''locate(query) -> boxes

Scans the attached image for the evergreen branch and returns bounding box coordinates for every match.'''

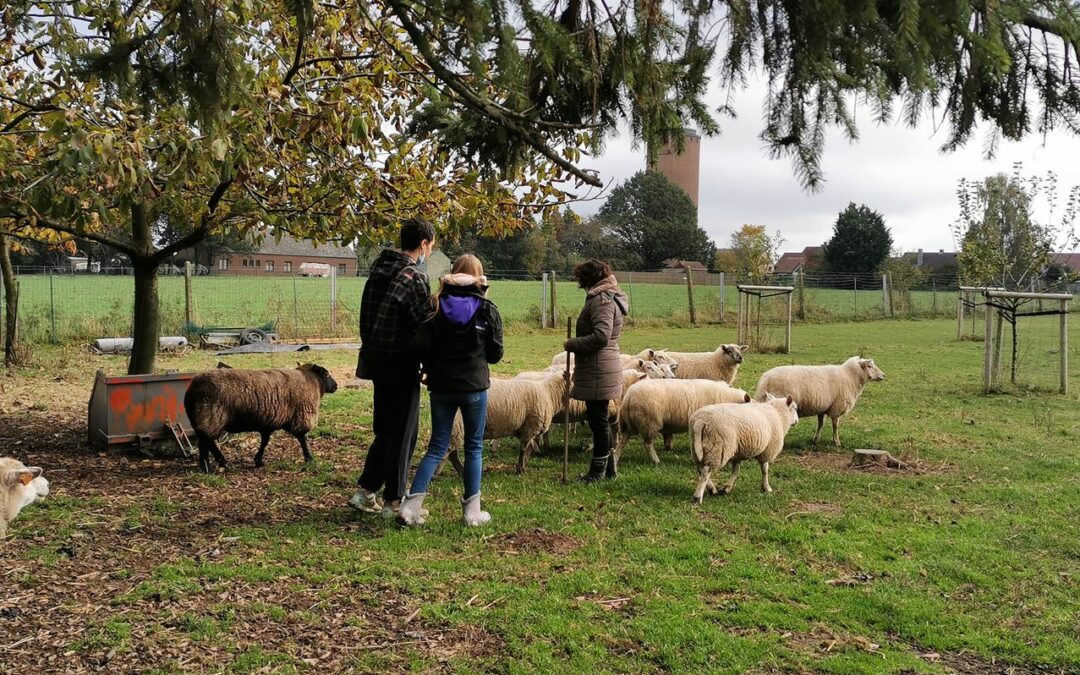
[382,0,602,187]
[1022,13,1080,60]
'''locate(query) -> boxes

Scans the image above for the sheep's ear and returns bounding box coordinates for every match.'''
[636,372,647,381]
[786,395,794,406]
[669,363,678,371]
[3,470,34,487]
[647,349,655,357]
[765,392,776,401]
[738,345,748,352]
[743,393,751,403]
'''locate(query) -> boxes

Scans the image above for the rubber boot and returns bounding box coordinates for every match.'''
[395,492,428,525]
[461,493,491,527]
[579,454,609,484]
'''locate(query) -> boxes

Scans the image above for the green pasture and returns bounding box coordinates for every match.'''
[4,318,1079,672]
[11,273,979,345]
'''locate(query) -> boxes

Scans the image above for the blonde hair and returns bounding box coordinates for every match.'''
[433,254,487,310]
[451,253,484,278]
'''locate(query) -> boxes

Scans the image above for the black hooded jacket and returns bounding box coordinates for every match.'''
[357,249,432,377]
[419,282,503,393]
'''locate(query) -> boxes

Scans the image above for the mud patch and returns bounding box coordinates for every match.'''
[488,528,580,555]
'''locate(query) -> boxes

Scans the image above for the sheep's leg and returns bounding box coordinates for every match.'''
[706,477,719,495]
[663,433,674,454]
[813,414,824,446]
[195,433,215,474]
[643,434,660,465]
[516,435,535,474]
[295,431,313,464]
[447,449,465,476]
[719,461,742,495]
[692,466,712,505]
[543,430,550,454]
[831,416,842,448]
[253,430,272,467]
[759,460,772,493]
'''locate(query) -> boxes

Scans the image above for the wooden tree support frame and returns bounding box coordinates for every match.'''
[957,286,1005,340]
[982,290,1072,395]
[736,284,794,354]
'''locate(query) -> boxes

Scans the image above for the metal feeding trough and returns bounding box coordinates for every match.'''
[87,370,197,456]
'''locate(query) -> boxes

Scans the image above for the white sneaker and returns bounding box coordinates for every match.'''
[348,488,381,513]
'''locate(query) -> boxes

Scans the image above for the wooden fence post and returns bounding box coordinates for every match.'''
[541,272,549,329]
[983,297,994,393]
[184,261,195,328]
[549,271,557,327]
[1061,299,1069,395]
[686,268,697,325]
[719,272,725,323]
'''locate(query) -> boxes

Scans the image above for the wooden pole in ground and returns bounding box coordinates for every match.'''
[956,293,963,340]
[983,297,994,392]
[786,289,794,352]
[992,308,1004,381]
[541,272,549,329]
[184,261,194,328]
[685,268,697,325]
[562,317,572,484]
[797,272,806,320]
[1060,299,1069,395]
[719,272,725,322]
[550,272,557,328]
[736,289,743,344]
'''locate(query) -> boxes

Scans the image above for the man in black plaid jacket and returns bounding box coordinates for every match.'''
[350,218,436,516]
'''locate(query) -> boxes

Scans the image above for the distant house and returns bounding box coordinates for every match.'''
[909,249,957,271]
[773,246,822,275]
[1052,252,1080,272]
[663,258,707,272]
[215,234,356,276]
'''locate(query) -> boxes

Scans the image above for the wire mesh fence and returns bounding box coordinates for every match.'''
[8,265,1076,345]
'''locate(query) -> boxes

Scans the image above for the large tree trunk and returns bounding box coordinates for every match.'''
[0,234,19,366]
[128,203,160,374]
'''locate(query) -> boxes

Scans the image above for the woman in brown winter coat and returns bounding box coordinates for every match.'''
[563,259,629,482]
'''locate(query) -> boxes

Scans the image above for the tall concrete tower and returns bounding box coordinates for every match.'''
[647,128,700,207]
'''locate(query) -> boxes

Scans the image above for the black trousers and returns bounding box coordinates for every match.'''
[358,369,421,503]
[584,399,613,459]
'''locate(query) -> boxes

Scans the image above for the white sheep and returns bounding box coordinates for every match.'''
[1,458,50,538]
[662,344,747,383]
[688,394,799,503]
[448,372,568,473]
[614,378,751,469]
[753,356,885,447]
[552,348,677,372]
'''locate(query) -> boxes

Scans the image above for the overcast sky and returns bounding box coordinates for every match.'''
[570,76,1080,255]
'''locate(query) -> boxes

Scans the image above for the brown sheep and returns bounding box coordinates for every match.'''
[184,364,338,473]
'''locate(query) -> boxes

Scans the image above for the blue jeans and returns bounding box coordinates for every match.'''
[410,390,488,499]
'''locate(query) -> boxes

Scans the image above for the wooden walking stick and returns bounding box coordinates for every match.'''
[562,317,572,484]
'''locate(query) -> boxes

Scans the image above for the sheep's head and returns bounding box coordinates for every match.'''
[765,393,799,427]
[721,344,747,364]
[648,349,677,366]
[859,358,885,382]
[300,363,338,394]
[642,361,674,379]
[2,461,50,516]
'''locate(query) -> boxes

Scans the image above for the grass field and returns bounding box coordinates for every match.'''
[12,272,981,345]
[1,318,1078,673]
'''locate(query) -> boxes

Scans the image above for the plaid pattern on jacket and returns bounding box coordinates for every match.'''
[359,249,433,358]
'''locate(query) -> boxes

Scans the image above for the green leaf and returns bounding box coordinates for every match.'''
[211,138,228,162]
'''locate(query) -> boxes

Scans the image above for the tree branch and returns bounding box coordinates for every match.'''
[152,179,234,261]
[282,30,307,86]
[1022,13,1080,60]
[0,209,136,256]
[381,0,602,187]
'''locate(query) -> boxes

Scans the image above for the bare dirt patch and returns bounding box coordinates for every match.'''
[487,527,580,555]
[785,449,943,476]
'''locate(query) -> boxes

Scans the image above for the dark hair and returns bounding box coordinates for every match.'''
[573,259,613,290]
[400,218,436,251]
